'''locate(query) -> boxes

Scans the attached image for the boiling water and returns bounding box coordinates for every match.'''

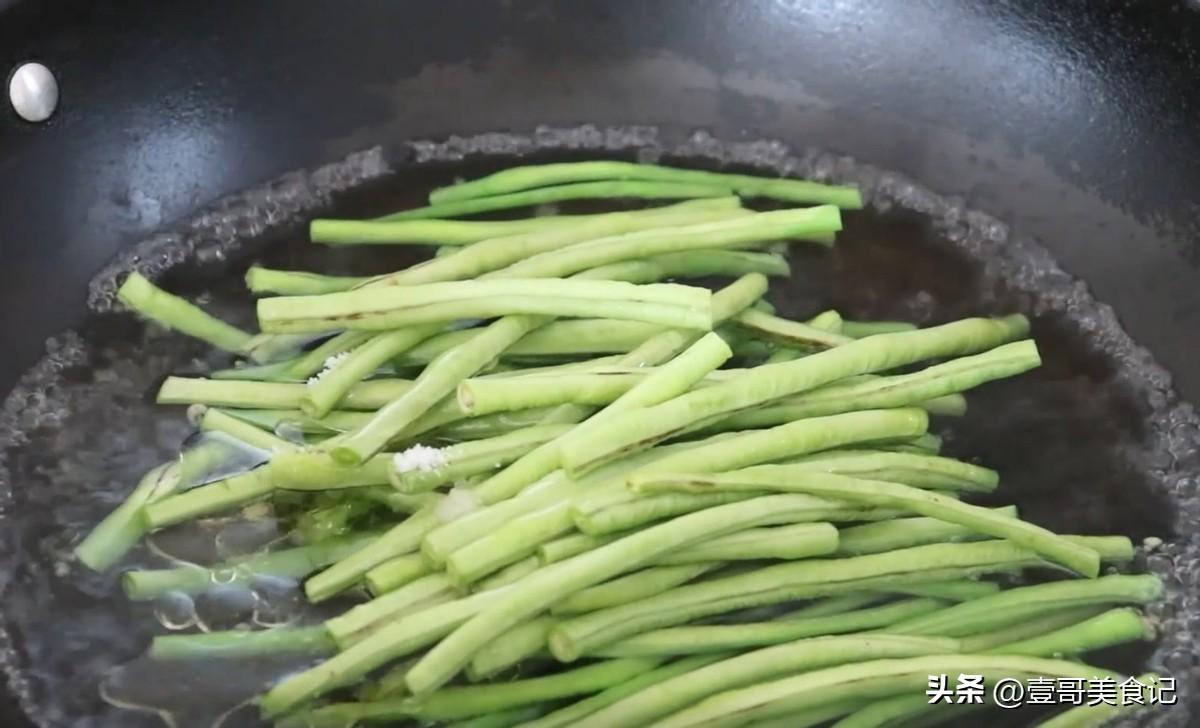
[0,130,1196,727]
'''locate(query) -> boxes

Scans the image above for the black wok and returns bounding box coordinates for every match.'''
[0,1,1198,725]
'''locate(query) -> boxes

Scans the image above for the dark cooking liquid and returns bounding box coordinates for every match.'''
[0,134,1195,727]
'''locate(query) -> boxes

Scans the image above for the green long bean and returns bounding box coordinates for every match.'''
[547,540,1057,661]
[559,316,1032,474]
[121,532,375,601]
[304,506,441,602]
[258,279,712,333]
[363,553,430,596]
[835,508,1018,555]
[149,625,336,660]
[283,658,660,725]
[390,424,574,493]
[156,376,412,410]
[572,634,957,728]
[427,161,864,209]
[405,494,869,695]
[314,209,645,244]
[889,574,1163,637]
[656,522,840,565]
[522,654,727,728]
[245,266,370,296]
[785,451,1000,493]
[361,200,747,287]
[325,573,460,648]
[489,207,840,281]
[75,463,177,570]
[428,275,767,525]
[633,469,1100,577]
[382,179,736,220]
[551,563,721,615]
[595,597,946,657]
[117,272,253,355]
[466,616,554,680]
[656,655,1119,728]
[732,308,853,349]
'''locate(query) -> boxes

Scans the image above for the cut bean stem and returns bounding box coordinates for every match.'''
[122,532,376,601]
[149,625,336,660]
[75,463,178,570]
[245,266,370,295]
[391,424,574,493]
[303,327,441,417]
[466,616,554,680]
[117,272,253,355]
[363,554,431,596]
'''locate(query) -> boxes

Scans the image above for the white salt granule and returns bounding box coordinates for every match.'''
[323,352,351,370]
[392,444,450,474]
[306,351,352,387]
[435,486,481,522]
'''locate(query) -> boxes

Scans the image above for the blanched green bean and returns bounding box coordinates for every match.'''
[363,554,430,596]
[572,634,957,728]
[596,597,946,657]
[548,540,1054,660]
[122,532,376,601]
[490,207,840,281]
[654,654,1119,728]
[406,495,867,695]
[383,179,736,220]
[245,266,370,295]
[632,469,1101,577]
[889,574,1163,637]
[466,616,554,680]
[258,279,713,334]
[428,161,864,208]
[551,563,721,615]
[558,317,1031,474]
[117,272,253,354]
[149,625,336,660]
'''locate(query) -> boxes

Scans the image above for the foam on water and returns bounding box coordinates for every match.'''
[0,129,1195,726]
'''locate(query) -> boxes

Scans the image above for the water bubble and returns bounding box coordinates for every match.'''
[153,592,197,631]
[252,575,304,627]
[194,585,257,632]
[214,519,281,559]
[175,430,270,492]
[273,420,307,446]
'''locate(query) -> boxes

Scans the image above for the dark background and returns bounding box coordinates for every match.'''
[1,1,1200,724]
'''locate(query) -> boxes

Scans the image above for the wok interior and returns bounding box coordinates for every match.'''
[0,148,1189,727]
